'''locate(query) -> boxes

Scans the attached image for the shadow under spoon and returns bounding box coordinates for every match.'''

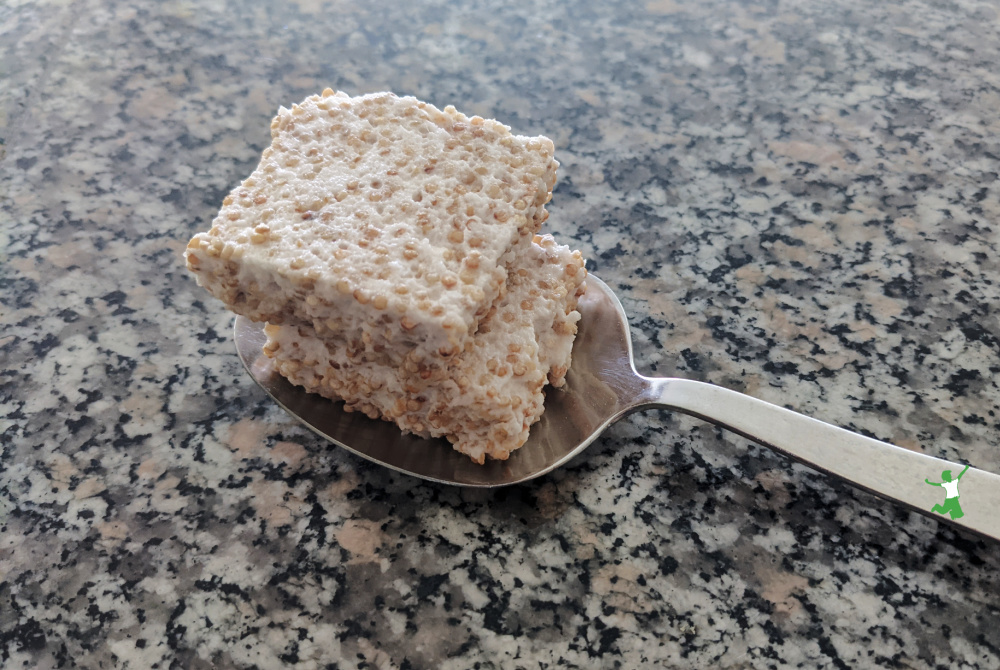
[235,274,1000,541]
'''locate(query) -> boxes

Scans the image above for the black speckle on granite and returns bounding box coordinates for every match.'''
[3,0,1000,667]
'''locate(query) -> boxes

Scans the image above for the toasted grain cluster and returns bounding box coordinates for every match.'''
[185,89,558,367]
[185,90,587,462]
[263,235,586,463]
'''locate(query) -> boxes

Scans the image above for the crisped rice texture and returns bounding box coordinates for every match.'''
[185,89,559,367]
[263,235,586,463]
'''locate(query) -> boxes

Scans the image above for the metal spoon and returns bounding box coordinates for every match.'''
[235,274,1000,540]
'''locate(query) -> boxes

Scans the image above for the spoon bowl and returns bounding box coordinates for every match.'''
[234,274,636,486]
[236,274,1000,540]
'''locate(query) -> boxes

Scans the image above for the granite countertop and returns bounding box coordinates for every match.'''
[4,0,1000,667]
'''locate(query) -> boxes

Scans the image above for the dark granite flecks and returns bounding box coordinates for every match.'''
[3,0,1000,667]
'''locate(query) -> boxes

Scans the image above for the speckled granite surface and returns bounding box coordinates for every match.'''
[4,0,1000,667]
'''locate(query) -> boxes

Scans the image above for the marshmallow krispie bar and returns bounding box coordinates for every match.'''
[263,235,586,463]
[185,90,559,368]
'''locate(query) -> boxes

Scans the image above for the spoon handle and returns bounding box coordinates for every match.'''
[645,377,1000,541]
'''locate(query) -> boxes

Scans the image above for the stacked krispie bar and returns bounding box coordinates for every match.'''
[185,90,586,462]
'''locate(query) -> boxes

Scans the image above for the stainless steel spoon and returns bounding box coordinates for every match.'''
[235,274,1000,540]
